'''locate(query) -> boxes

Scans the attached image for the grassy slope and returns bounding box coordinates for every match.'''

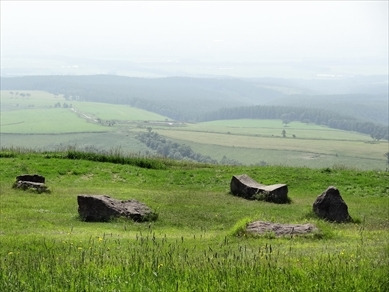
[0,151,388,290]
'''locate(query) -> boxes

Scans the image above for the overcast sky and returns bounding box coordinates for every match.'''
[1,1,388,77]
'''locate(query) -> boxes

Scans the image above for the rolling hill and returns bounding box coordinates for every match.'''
[1,74,387,124]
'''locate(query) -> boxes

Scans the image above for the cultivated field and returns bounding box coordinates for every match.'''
[0,151,388,291]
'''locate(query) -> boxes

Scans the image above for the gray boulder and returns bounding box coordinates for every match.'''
[313,186,351,222]
[77,195,158,222]
[230,174,289,203]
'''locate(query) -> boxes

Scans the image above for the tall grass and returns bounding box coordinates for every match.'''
[1,231,387,292]
[64,148,169,170]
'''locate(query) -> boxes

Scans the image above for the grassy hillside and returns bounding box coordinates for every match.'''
[0,151,388,291]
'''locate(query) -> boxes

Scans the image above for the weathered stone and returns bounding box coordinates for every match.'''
[13,174,49,193]
[77,195,158,222]
[230,174,289,203]
[247,221,318,236]
[13,181,48,193]
[16,174,45,184]
[313,186,351,222]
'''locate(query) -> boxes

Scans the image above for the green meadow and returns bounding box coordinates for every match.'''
[0,150,388,291]
[1,90,388,170]
[1,108,108,134]
[1,90,168,134]
[71,101,169,121]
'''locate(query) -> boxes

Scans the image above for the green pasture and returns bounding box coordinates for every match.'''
[0,108,108,134]
[71,101,169,121]
[1,90,66,110]
[0,151,388,291]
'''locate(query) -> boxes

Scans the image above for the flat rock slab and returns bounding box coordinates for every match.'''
[77,195,158,222]
[230,174,288,203]
[247,221,318,236]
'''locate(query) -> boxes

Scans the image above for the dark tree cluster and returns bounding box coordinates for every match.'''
[54,102,72,108]
[136,131,217,164]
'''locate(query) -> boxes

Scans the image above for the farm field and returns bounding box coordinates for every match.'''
[155,124,387,170]
[0,150,388,291]
[1,90,388,170]
[184,119,371,141]
[173,140,386,170]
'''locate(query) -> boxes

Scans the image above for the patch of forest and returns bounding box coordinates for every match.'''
[136,131,242,165]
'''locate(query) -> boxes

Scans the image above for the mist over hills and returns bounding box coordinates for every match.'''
[1,74,388,126]
[0,75,285,121]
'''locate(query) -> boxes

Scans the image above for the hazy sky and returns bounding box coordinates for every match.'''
[1,0,388,77]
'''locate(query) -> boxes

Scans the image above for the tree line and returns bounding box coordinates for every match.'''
[136,131,217,163]
[136,131,241,165]
[198,105,388,141]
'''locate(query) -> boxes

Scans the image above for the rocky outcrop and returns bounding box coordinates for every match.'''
[77,195,158,222]
[313,186,351,222]
[230,174,289,203]
[12,174,49,193]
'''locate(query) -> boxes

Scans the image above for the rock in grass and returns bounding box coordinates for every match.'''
[247,221,318,236]
[12,174,49,193]
[16,174,45,183]
[77,195,158,222]
[230,174,289,204]
[313,186,351,223]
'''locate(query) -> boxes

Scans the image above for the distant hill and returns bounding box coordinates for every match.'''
[247,76,388,125]
[0,75,285,121]
[1,74,387,126]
